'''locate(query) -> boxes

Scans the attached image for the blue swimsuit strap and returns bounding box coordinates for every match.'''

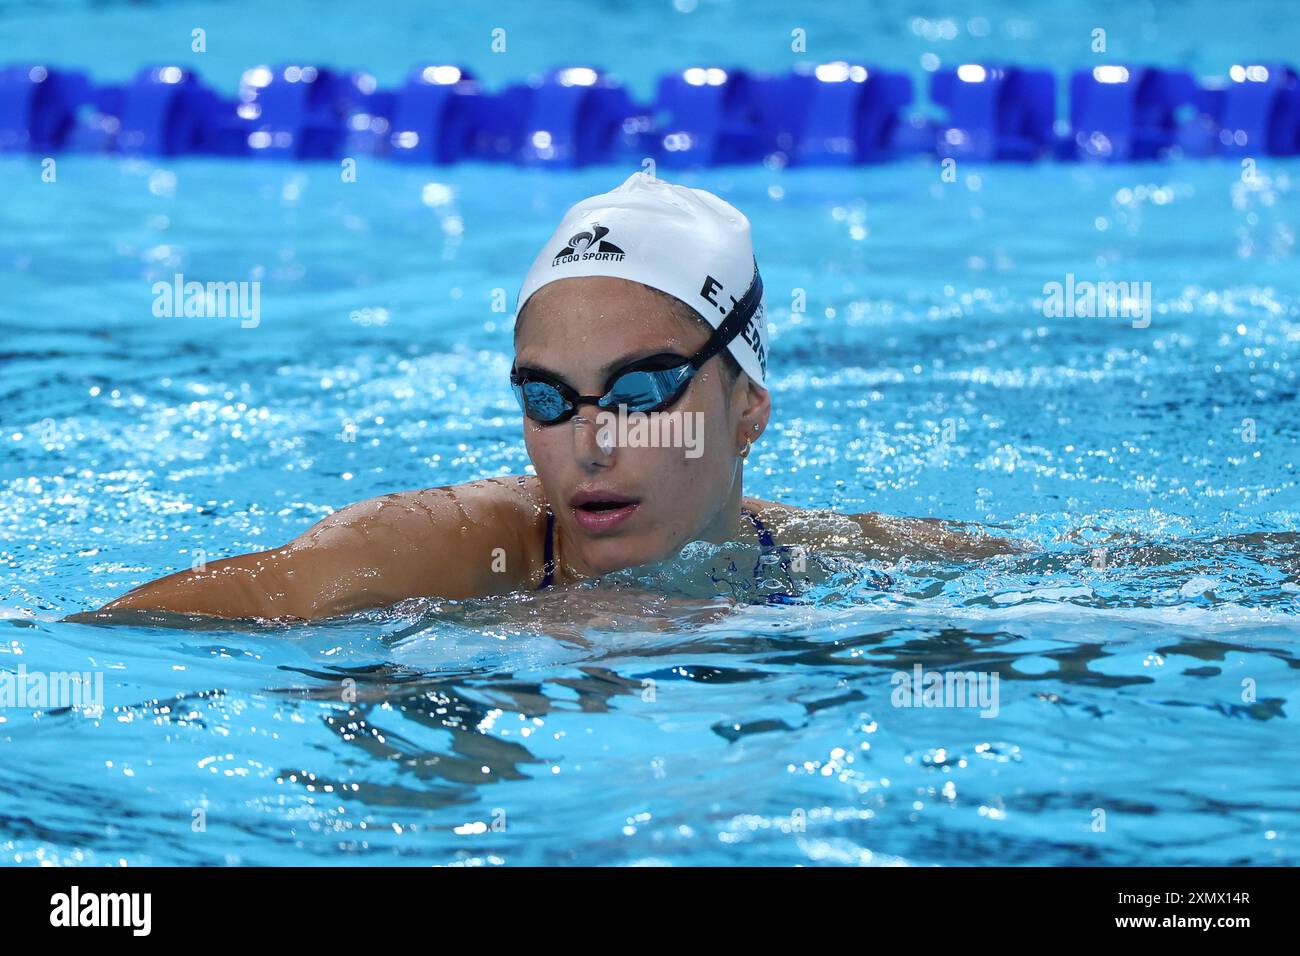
[741,507,776,549]
[744,509,809,605]
[742,507,783,588]
[536,509,556,590]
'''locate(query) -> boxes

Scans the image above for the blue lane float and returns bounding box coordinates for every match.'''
[930,63,1055,161]
[385,65,483,163]
[655,62,912,166]
[512,66,645,167]
[0,65,88,151]
[237,64,365,159]
[1068,65,1198,161]
[784,62,913,164]
[2,60,1298,165]
[655,66,766,167]
[1202,63,1300,157]
[114,66,225,156]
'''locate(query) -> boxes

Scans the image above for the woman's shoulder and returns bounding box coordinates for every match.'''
[299,476,551,594]
[309,476,541,531]
[401,475,548,520]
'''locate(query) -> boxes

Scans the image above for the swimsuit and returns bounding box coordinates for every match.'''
[534,506,801,602]
[536,508,557,590]
[736,507,803,604]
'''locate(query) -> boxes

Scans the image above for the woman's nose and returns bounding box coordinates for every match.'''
[571,410,617,466]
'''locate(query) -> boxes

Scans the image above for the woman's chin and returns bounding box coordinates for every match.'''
[581,539,672,576]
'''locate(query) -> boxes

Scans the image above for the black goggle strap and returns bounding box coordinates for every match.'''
[687,262,764,371]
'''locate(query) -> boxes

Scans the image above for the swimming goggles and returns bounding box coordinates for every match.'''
[510,268,763,425]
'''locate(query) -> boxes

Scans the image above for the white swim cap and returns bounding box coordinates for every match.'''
[515,171,769,388]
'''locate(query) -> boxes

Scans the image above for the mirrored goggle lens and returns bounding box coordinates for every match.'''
[517,381,571,422]
[601,366,692,412]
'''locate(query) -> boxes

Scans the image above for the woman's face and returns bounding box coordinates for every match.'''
[514,276,769,577]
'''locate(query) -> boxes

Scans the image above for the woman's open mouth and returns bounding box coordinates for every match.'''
[570,492,640,533]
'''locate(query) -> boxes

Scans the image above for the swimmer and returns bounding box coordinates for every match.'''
[69,172,1018,624]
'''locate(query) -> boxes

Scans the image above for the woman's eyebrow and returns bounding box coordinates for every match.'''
[515,349,665,383]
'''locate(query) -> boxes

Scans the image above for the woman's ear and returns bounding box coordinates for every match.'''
[734,376,771,448]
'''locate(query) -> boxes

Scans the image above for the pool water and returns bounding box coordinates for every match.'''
[2,0,1299,867]
[2,154,1296,866]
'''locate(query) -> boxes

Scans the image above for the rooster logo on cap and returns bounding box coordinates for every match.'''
[553,223,626,264]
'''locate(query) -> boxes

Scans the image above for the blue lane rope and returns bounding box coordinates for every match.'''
[1,61,1296,165]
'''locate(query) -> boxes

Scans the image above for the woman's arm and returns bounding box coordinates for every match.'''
[64,481,536,623]
[746,499,1024,561]
[850,511,1027,561]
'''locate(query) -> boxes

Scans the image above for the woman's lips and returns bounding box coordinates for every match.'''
[572,501,640,533]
